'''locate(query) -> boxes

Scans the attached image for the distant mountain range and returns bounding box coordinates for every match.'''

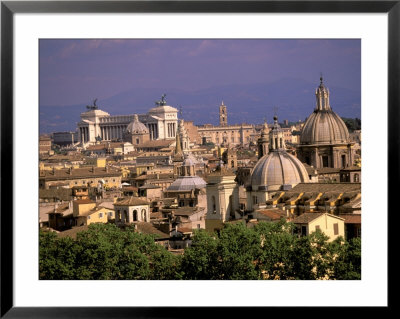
[39,77,361,134]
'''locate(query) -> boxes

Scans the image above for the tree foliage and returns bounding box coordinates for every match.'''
[39,221,361,280]
[39,224,180,280]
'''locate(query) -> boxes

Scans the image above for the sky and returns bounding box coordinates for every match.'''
[39,39,361,107]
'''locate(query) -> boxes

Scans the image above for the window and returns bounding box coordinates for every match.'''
[99,213,103,218]
[315,225,320,231]
[341,155,346,168]
[322,156,329,168]
[333,223,339,235]
[252,196,258,205]
[212,196,216,213]
[301,226,307,236]
[354,173,360,182]
[88,216,91,220]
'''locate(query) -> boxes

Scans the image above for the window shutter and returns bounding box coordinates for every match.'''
[333,223,339,235]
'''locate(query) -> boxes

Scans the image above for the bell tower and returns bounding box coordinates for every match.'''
[219,101,227,126]
[257,121,269,159]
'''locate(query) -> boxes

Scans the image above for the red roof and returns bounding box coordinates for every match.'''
[338,214,361,224]
[257,209,286,220]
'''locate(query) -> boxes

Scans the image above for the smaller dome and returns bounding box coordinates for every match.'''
[250,151,309,191]
[126,114,149,134]
[167,176,207,191]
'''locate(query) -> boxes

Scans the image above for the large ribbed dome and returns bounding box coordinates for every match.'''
[250,151,309,191]
[126,114,149,134]
[300,78,349,145]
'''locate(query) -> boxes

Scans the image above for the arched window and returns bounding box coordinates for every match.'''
[354,173,359,182]
[124,210,128,223]
[133,210,138,221]
[141,209,146,221]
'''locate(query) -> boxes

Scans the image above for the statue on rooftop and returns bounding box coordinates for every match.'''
[155,94,167,106]
[86,98,99,110]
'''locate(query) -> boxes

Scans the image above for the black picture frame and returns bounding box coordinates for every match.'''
[1,1,396,317]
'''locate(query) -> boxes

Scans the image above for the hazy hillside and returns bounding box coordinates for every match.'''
[39,77,360,133]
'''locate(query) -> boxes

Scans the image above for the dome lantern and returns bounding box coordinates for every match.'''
[300,78,350,145]
[269,115,285,151]
[315,76,331,111]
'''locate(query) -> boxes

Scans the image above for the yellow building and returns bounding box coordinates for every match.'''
[85,157,107,168]
[292,212,345,241]
[39,166,122,189]
[76,207,115,226]
[73,199,96,217]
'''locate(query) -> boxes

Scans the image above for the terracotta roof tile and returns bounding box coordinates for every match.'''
[256,209,286,220]
[338,214,361,224]
[114,196,149,206]
[136,222,169,238]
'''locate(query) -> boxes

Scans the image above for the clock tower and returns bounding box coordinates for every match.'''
[219,101,228,126]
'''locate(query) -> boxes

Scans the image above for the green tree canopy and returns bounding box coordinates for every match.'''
[39,220,361,280]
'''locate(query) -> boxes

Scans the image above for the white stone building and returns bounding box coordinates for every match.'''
[77,97,178,145]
